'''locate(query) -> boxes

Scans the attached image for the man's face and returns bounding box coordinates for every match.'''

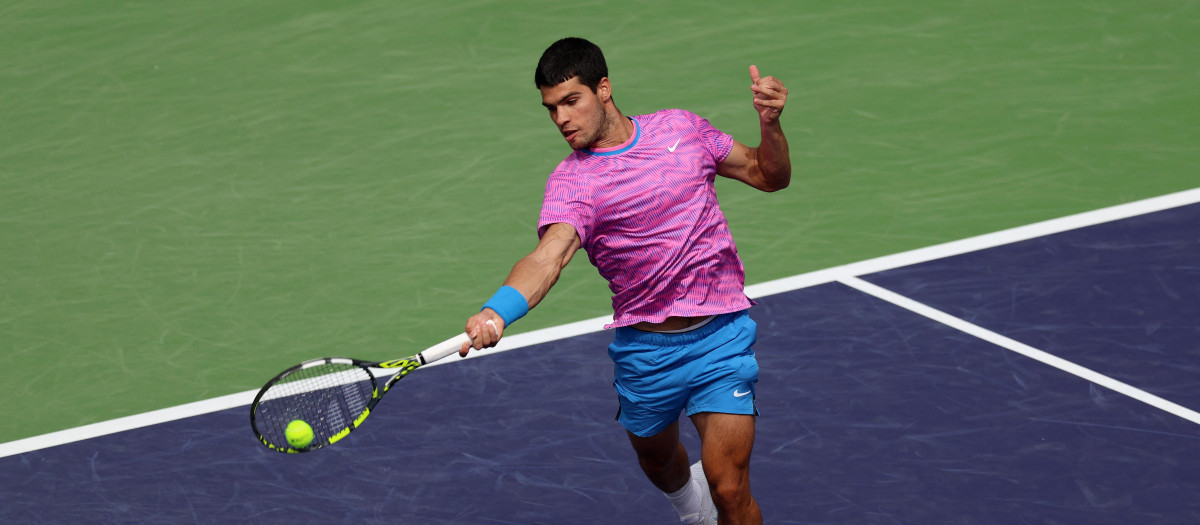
[540,76,610,150]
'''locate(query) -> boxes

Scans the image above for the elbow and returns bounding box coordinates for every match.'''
[760,170,791,192]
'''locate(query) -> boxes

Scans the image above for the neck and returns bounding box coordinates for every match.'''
[590,106,632,149]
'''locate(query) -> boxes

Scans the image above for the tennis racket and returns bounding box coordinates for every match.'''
[250,331,473,453]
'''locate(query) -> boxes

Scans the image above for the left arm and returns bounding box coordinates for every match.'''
[717,65,791,192]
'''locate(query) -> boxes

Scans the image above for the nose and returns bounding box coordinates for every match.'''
[552,107,569,128]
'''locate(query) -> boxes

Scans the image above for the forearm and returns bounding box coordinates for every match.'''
[496,222,580,313]
[467,237,572,351]
[501,251,564,310]
[755,119,791,191]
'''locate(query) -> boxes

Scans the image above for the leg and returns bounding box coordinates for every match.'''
[690,412,761,525]
[626,419,691,493]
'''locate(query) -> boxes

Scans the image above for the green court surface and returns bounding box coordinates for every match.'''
[1,1,1196,443]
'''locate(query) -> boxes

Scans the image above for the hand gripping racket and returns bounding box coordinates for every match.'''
[250,331,472,453]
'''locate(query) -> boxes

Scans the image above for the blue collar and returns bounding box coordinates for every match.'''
[585,118,639,157]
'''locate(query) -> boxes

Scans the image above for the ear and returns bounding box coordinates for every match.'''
[596,77,612,103]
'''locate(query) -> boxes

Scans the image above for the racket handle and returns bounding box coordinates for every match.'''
[418,332,472,365]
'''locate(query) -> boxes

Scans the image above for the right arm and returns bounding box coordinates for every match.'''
[460,222,582,354]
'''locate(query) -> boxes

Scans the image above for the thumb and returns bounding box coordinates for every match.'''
[749,64,761,84]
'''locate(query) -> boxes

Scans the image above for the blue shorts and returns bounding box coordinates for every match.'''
[609,310,759,438]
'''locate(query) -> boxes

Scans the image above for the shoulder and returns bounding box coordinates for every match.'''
[632,109,712,142]
[638,108,698,126]
[643,109,724,136]
[548,151,586,180]
[544,154,595,197]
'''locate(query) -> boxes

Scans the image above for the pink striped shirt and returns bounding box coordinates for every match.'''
[538,109,754,328]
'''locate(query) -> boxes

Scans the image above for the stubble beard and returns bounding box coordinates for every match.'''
[579,105,613,150]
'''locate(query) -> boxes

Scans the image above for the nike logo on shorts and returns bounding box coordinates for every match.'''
[733,389,751,398]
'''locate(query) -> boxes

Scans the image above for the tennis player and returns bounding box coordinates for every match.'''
[461,37,789,524]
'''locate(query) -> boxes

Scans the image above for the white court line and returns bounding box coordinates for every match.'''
[839,276,1200,426]
[0,318,613,460]
[1,186,1197,459]
[745,186,1200,299]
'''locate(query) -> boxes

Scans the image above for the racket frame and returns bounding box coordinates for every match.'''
[250,332,470,453]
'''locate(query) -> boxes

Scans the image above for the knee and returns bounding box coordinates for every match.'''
[708,473,752,510]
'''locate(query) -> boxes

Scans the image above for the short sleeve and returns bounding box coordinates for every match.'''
[682,110,734,164]
[538,169,593,245]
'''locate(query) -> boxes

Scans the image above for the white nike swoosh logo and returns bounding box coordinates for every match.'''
[667,138,681,153]
[733,389,751,398]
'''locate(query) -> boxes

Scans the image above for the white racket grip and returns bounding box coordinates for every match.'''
[419,332,472,365]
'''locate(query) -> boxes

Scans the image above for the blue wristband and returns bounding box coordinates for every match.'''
[481,285,529,327]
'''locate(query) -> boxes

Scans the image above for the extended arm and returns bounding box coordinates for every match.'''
[717,65,791,192]
[460,222,582,354]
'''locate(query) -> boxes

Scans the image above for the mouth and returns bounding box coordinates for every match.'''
[561,129,578,143]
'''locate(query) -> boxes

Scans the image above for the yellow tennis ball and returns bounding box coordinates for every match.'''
[285,419,314,449]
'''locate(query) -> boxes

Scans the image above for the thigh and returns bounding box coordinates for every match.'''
[690,412,756,479]
[626,418,681,461]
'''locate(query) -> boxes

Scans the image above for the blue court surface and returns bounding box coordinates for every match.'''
[3,199,1198,524]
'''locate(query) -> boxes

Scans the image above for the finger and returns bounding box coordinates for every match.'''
[471,320,489,349]
[459,340,472,357]
[754,97,784,117]
[749,64,761,84]
[753,95,782,109]
[752,91,776,106]
[752,78,783,95]
[751,89,780,107]
[480,318,503,346]
[752,74,786,93]
[464,319,483,350]
[754,96,784,109]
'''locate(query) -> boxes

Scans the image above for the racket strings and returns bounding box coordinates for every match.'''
[255,362,375,449]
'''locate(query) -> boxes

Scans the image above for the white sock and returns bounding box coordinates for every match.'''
[663,475,704,520]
